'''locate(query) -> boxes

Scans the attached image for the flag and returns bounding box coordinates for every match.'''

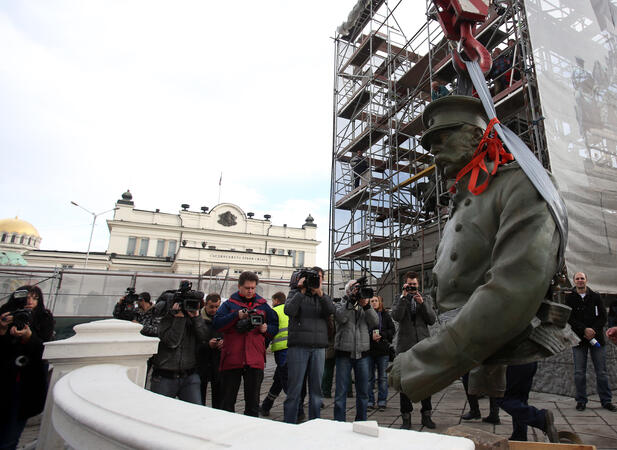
[219,172,222,186]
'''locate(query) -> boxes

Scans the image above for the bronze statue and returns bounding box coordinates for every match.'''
[389,96,577,402]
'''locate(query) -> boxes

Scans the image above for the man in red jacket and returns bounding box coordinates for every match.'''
[213,271,278,416]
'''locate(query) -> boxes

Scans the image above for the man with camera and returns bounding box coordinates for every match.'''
[333,278,378,422]
[149,282,208,405]
[391,271,437,429]
[113,290,159,337]
[197,293,223,408]
[213,271,278,416]
[283,267,335,423]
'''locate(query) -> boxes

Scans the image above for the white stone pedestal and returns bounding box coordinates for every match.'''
[36,319,159,450]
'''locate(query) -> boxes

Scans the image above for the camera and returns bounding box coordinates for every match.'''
[236,308,264,333]
[116,287,140,321]
[350,276,374,304]
[405,285,418,293]
[11,309,32,331]
[289,268,321,290]
[153,280,204,317]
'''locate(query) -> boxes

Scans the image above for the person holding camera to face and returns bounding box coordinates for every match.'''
[113,290,159,337]
[0,286,54,449]
[213,271,278,417]
[149,284,208,405]
[283,267,335,423]
[391,271,437,430]
[333,278,379,422]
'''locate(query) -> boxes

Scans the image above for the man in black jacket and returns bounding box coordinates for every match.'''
[566,272,615,412]
[150,297,208,405]
[197,293,223,408]
[283,267,335,423]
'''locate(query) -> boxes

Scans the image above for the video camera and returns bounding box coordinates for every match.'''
[289,268,321,290]
[153,280,204,317]
[116,287,141,321]
[350,276,374,304]
[235,308,264,333]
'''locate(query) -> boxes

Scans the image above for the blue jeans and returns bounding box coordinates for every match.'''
[368,355,389,407]
[150,372,202,405]
[572,344,612,405]
[334,355,369,422]
[284,347,325,423]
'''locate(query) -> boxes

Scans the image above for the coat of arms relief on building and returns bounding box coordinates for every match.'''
[218,211,237,227]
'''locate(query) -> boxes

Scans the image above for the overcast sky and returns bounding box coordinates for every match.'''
[0,0,423,268]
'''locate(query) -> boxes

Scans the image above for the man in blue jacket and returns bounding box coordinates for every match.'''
[283,267,335,423]
[213,271,278,416]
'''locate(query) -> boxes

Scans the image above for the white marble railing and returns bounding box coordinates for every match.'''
[40,319,473,449]
[52,364,473,450]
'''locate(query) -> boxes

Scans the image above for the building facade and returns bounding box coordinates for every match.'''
[13,191,320,280]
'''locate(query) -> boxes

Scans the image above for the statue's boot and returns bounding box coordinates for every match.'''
[482,397,501,424]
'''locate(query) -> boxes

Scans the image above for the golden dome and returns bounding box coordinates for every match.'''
[0,217,40,238]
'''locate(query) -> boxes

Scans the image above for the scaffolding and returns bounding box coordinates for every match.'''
[329,0,551,305]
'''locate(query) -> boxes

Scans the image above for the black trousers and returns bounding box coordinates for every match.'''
[200,365,223,409]
[500,362,546,441]
[400,392,432,414]
[220,367,264,417]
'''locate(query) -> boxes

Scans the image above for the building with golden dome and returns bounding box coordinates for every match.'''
[0,217,42,253]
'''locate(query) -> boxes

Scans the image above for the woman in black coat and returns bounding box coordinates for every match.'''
[367,295,395,410]
[0,285,54,449]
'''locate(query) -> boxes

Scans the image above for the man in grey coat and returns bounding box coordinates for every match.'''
[391,271,437,429]
[333,279,379,422]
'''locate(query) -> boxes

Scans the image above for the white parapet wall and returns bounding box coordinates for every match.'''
[37,319,160,450]
[52,364,474,450]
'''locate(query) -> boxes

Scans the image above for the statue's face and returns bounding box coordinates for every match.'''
[428,125,482,179]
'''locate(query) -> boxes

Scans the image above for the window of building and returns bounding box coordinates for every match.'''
[127,237,137,256]
[277,248,284,255]
[1,233,6,242]
[295,250,305,267]
[155,239,165,257]
[139,238,149,256]
[10,235,16,243]
[167,240,177,257]
[27,237,32,246]
[20,236,25,244]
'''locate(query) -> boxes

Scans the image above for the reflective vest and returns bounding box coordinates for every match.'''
[271,304,288,352]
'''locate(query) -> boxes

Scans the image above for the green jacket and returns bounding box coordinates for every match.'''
[271,304,289,352]
[393,163,561,402]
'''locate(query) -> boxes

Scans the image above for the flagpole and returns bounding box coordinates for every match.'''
[217,172,222,204]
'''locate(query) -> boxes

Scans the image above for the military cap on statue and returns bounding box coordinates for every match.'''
[420,95,489,150]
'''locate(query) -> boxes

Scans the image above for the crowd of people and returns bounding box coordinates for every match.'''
[2,267,617,447]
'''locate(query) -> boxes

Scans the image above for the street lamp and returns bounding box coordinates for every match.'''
[70,201,118,269]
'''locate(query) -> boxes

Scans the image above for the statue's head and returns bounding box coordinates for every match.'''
[421,96,488,179]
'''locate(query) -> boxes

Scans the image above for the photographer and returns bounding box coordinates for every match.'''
[213,271,278,417]
[333,278,378,422]
[197,293,223,408]
[150,284,208,405]
[391,271,436,429]
[283,266,335,423]
[114,291,159,337]
[0,286,54,449]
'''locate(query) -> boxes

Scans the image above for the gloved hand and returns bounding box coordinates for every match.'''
[387,355,402,391]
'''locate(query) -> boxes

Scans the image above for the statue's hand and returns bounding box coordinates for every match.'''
[387,355,402,392]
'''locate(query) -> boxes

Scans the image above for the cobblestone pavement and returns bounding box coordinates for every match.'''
[18,353,617,449]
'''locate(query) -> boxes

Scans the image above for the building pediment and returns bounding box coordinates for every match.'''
[209,203,246,230]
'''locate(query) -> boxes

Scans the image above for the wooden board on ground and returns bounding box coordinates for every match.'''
[509,441,596,450]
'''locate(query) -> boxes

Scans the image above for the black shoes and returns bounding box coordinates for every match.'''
[576,402,586,411]
[461,409,481,420]
[400,412,411,430]
[543,410,559,443]
[603,403,617,412]
[482,413,501,425]
[421,411,436,429]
